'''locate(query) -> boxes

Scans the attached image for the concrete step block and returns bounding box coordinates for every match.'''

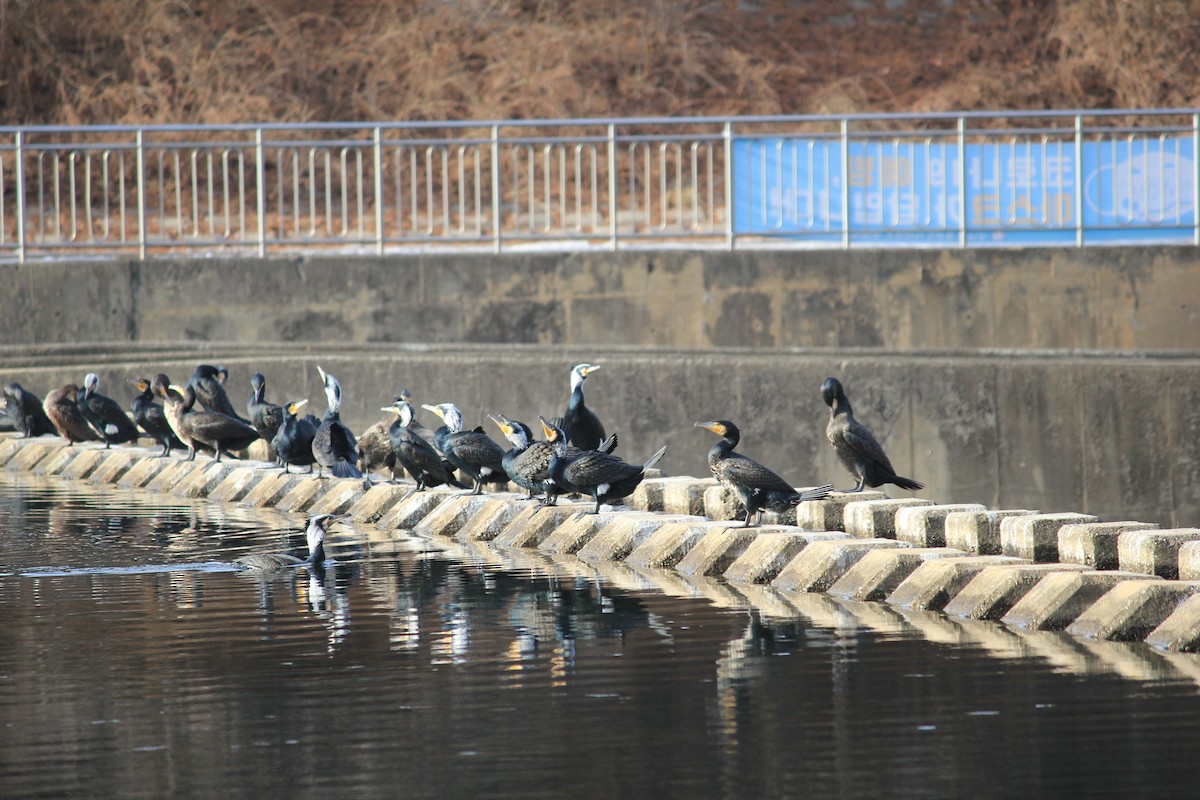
[844,498,935,539]
[577,514,697,562]
[886,555,1029,611]
[662,478,717,516]
[1067,580,1200,641]
[492,501,592,548]
[1000,513,1099,563]
[724,530,850,585]
[944,509,1039,555]
[676,527,761,577]
[144,458,204,493]
[5,441,58,472]
[34,446,78,476]
[118,456,175,488]
[1119,528,1200,579]
[539,511,616,554]
[413,494,498,539]
[1178,541,1200,581]
[455,498,527,541]
[795,490,886,531]
[1000,570,1160,631]
[58,447,111,480]
[1058,520,1160,569]
[383,489,455,530]
[703,483,741,521]
[209,467,268,502]
[1145,594,1200,652]
[89,450,138,484]
[240,472,306,508]
[345,482,412,524]
[772,538,907,593]
[275,477,330,513]
[175,462,236,498]
[0,435,25,465]
[895,504,987,547]
[631,477,695,512]
[309,480,367,516]
[625,520,732,569]
[943,563,1091,621]
[828,547,968,601]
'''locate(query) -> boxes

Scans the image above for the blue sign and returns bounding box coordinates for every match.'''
[733,135,1196,245]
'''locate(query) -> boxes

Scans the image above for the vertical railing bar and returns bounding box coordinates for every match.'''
[373,128,384,253]
[394,147,404,238]
[67,152,76,241]
[14,132,24,262]
[608,124,617,251]
[237,150,245,241]
[840,118,850,249]
[1074,115,1084,246]
[473,146,482,237]
[957,117,967,248]
[439,147,449,236]
[356,148,365,239]
[1193,113,1199,246]
[455,145,466,235]
[491,126,501,253]
[84,152,94,241]
[136,131,145,259]
[100,152,110,240]
[340,148,350,236]
[190,150,200,239]
[172,151,183,239]
[254,128,265,257]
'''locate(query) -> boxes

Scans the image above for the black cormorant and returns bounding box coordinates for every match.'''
[247,372,285,445]
[421,402,507,494]
[821,377,924,493]
[234,513,342,571]
[695,419,833,527]
[491,413,618,502]
[555,363,606,450]
[272,399,319,473]
[76,373,140,448]
[311,366,364,480]
[538,417,666,514]
[3,382,56,438]
[159,378,260,462]
[128,377,184,457]
[43,383,99,444]
[382,399,468,498]
[189,363,250,424]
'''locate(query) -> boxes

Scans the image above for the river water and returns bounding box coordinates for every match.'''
[1,472,1200,799]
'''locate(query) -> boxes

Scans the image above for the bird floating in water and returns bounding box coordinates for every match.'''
[234,513,345,571]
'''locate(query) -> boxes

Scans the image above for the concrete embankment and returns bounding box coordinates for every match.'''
[7,433,1200,664]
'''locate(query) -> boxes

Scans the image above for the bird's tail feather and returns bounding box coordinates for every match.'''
[642,445,668,472]
[790,483,835,505]
[332,459,363,479]
[891,475,924,492]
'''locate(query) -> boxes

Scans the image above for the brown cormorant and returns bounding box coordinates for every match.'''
[358,392,410,480]
[553,363,606,450]
[128,377,184,457]
[421,402,508,494]
[189,363,250,424]
[234,513,342,571]
[43,383,100,444]
[159,378,260,462]
[538,417,665,514]
[821,377,924,493]
[491,414,618,503]
[76,373,140,448]
[3,382,57,438]
[272,399,319,473]
[695,420,833,527]
[311,366,364,480]
[382,399,469,498]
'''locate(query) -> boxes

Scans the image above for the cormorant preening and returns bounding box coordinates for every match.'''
[129,377,184,457]
[821,377,924,493]
[538,417,666,514]
[157,377,259,462]
[695,419,833,527]
[247,372,285,445]
[272,399,319,473]
[555,363,606,450]
[76,373,140,449]
[491,413,619,503]
[3,383,56,438]
[382,399,468,498]
[422,402,508,494]
[311,366,364,480]
[358,392,408,480]
[234,513,343,571]
[43,383,100,444]
[189,363,250,424]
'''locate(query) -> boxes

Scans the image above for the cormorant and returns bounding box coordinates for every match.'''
[272,399,319,473]
[554,363,606,450]
[43,383,100,444]
[311,366,364,480]
[3,382,56,438]
[695,419,833,527]
[358,392,409,480]
[382,399,469,498]
[247,372,285,445]
[76,373,140,448]
[421,402,508,494]
[128,377,184,457]
[821,377,924,493]
[234,513,343,571]
[538,417,666,514]
[490,413,618,502]
[159,378,260,462]
[189,363,250,424]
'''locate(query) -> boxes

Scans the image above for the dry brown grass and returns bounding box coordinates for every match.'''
[1,0,1198,127]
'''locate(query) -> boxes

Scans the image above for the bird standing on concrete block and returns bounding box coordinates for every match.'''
[821,376,924,493]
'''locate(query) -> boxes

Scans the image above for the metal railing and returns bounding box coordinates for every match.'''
[1,109,1196,261]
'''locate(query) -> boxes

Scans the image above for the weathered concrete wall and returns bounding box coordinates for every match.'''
[2,247,1198,350]
[3,343,1198,527]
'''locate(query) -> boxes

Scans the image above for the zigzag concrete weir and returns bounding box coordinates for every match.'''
[9,432,1200,681]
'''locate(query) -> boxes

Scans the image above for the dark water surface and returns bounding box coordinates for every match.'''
[2,473,1200,799]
